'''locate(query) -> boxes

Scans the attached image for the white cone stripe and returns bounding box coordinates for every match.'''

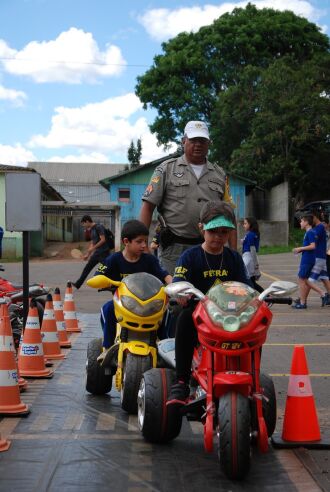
[53,301,63,310]
[41,331,59,342]
[19,343,44,357]
[65,294,73,301]
[0,336,14,351]
[64,311,77,320]
[44,309,55,320]
[56,321,66,331]
[287,375,313,397]
[25,316,40,328]
[0,369,18,386]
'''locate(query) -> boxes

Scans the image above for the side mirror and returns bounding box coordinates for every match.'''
[87,275,117,289]
[259,281,297,300]
[165,281,204,300]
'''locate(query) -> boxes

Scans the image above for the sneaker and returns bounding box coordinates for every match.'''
[321,293,330,307]
[166,380,190,406]
[292,302,307,309]
[71,281,80,290]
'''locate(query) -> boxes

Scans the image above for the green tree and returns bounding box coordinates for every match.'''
[220,54,330,202]
[136,4,329,148]
[127,138,142,167]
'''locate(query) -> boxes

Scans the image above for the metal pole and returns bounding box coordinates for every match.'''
[22,231,29,328]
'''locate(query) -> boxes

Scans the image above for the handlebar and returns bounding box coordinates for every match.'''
[264,296,292,305]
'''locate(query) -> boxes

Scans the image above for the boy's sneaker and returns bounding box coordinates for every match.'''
[321,293,330,307]
[292,302,307,309]
[166,380,190,406]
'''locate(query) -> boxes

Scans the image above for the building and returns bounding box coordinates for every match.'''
[28,162,127,248]
[0,164,64,258]
[28,162,126,204]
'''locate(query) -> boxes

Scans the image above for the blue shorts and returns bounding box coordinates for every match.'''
[308,258,329,282]
[298,263,314,279]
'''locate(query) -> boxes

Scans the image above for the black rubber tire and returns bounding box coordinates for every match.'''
[218,392,251,480]
[121,353,152,414]
[86,338,113,395]
[137,368,182,443]
[260,373,277,437]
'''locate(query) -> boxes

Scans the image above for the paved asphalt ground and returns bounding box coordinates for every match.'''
[0,253,329,491]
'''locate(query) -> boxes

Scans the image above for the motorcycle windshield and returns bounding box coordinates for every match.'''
[206,281,258,314]
[122,272,163,301]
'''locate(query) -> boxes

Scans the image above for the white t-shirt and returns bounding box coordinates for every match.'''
[190,163,205,179]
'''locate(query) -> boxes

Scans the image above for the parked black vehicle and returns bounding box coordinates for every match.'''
[294,200,330,227]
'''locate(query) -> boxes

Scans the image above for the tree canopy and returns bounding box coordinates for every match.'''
[135,4,330,198]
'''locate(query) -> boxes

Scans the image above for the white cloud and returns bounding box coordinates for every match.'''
[28,93,172,163]
[0,144,36,167]
[0,27,126,83]
[138,0,326,42]
[0,84,27,106]
[48,152,110,163]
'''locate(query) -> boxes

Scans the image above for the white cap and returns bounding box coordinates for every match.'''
[184,121,210,140]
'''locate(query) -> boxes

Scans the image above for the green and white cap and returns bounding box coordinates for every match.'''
[203,215,235,230]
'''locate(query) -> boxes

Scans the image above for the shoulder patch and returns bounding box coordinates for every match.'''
[143,184,153,197]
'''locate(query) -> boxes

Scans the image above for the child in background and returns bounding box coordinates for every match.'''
[292,215,316,309]
[242,217,263,293]
[323,215,330,277]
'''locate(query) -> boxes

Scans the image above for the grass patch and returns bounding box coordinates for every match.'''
[259,227,304,255]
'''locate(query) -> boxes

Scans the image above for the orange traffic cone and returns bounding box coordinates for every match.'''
[40,294,65,360]
[63,282,81,333]
[0,302,30,416]
[53,288,71,348]
[0,432,10,452]
[272,345,330,449]
[18,300,53,378]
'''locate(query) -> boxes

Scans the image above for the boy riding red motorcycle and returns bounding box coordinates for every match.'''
[137,201,296,480]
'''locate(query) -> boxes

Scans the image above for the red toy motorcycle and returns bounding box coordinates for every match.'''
[137,280,297,480]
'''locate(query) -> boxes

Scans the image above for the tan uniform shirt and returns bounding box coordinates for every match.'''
[142,154,226,238]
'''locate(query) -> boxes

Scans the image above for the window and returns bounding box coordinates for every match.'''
[118,188,130,202]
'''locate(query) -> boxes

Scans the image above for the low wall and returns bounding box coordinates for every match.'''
[238,220,288,247]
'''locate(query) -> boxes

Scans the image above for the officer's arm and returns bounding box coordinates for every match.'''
[140,201,156,228]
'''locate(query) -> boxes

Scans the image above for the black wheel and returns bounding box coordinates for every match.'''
[121,353,152,414]
[137,368,182,443]
[86,338,113,395]
[260,373,277,437]
[218,392,251,480]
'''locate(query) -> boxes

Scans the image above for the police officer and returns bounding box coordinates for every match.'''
[140,121,237,274]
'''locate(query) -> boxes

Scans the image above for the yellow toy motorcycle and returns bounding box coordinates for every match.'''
[86,272,167,414]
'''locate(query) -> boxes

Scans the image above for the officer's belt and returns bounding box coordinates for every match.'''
[169,234,203,245]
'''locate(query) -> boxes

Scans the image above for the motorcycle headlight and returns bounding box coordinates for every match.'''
[120,296,164,317]
[205,300,256,332]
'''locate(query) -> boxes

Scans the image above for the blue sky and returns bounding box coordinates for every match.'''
[0,0,329,166]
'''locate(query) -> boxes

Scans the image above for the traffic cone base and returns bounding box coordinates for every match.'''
[272,345,330,449]
[0,434,10,452]
[0,304,30,417]
[18,306,54,378]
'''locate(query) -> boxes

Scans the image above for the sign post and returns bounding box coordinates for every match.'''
[5,172,42,325]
